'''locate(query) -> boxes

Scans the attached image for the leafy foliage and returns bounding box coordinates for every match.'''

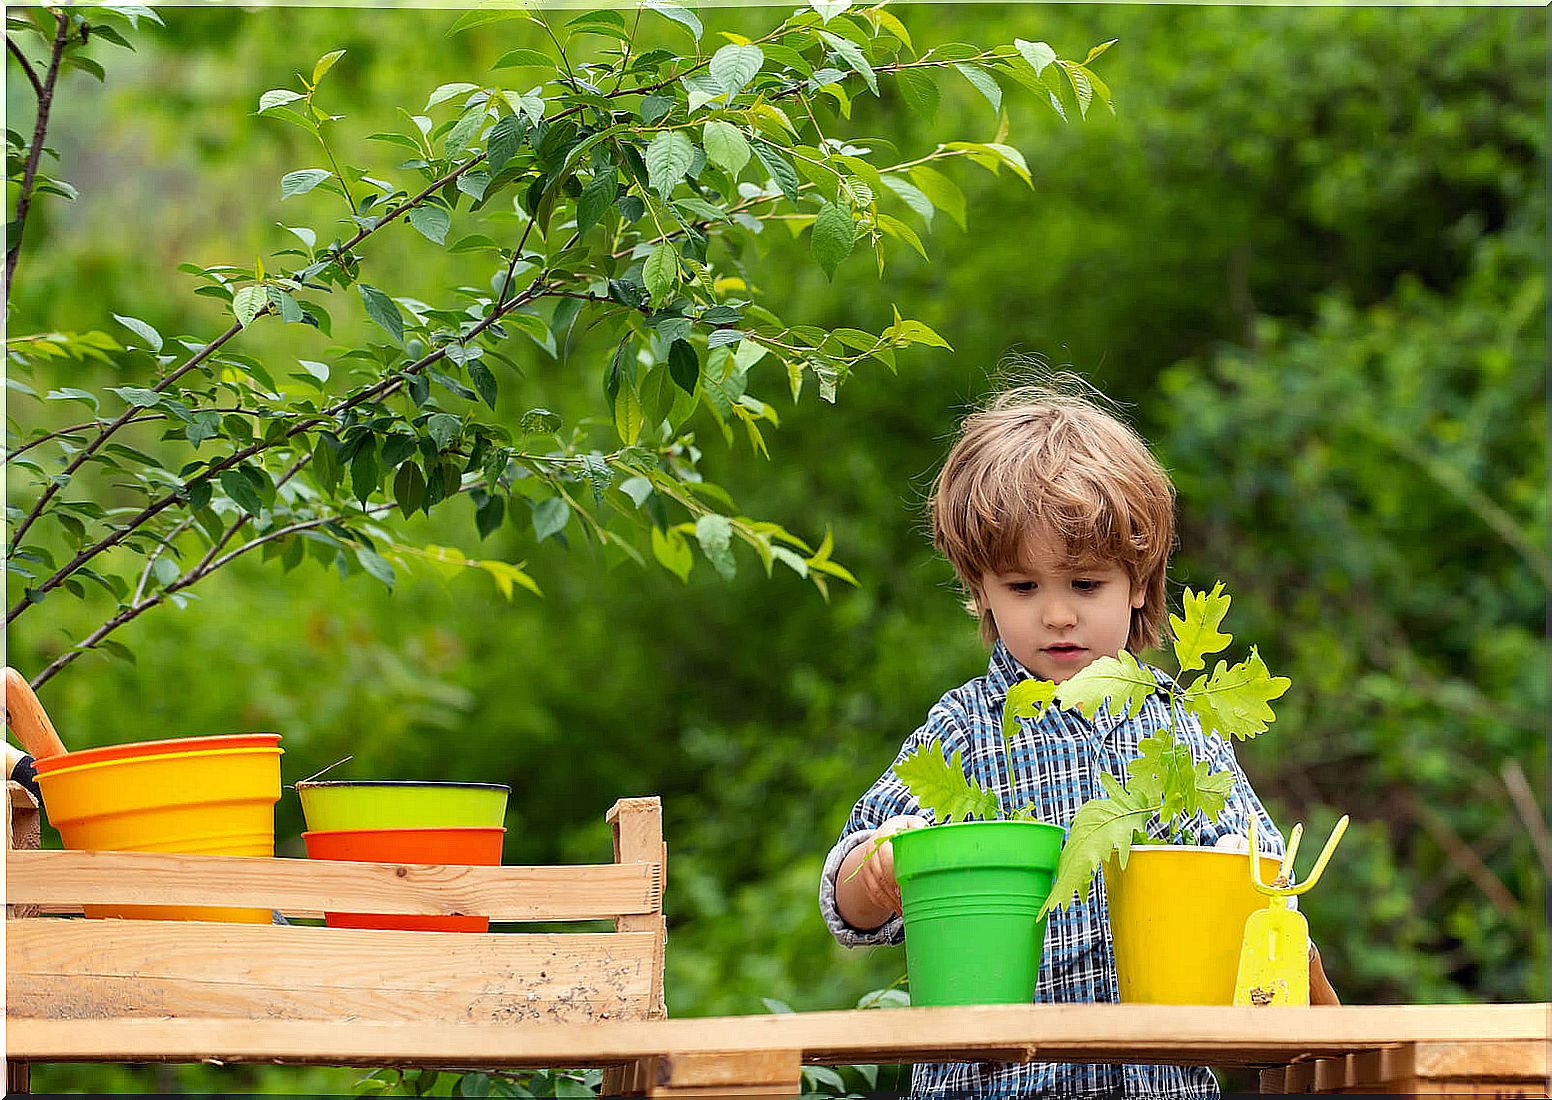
[5,2,1108,688]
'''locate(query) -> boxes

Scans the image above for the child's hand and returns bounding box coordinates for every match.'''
[857,815,929,917]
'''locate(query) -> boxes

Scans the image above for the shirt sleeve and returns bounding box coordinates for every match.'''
[818,702,961,947]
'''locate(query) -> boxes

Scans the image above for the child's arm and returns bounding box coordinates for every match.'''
[834,815,927,930]
[1310,942,1340,1005]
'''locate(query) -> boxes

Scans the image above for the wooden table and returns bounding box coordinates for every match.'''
[10,1002,1547,1096]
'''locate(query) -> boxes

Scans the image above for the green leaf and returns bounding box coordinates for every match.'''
[112,313,162,352]
[532,496,571,541]
[46,387,99,410]
[1039,782,1155,916]
[751,142,800,203]
[613,383,644,444]
[408,204,450,244]
[258,88,304,113]
[1181,647,1291,742]
[892,738,1001,823]
[710,43,763,96]
[1014,38,1056,75]
[358,284,403,344]
[908,166,966,230]
[446,8,525,34]
[667,339,700,394]
[645,131,695,197]
[468,360,498,408]
[644,0,701,41]
[443,104,486,157]
[486,113,524,173]
[219,467,264,516]
[818,30,877,96]
[702,120,750,175]
[811,201,855,279]
[643,242,679,308]
[475,493,505,539]
[1061,60,1094,118]
[1052,650,1155,722]
[810,0,851,22]
[651,525,693,582]
[1001,678,1057,740]
[426,412,461,451]
[280,169,332,198]
[394,461,427,517]
[355,546,395,590]
[351,439,380,504]
[695,513,736,579]
[1170,581,1233,673]
[953,62,1001,115]
[575,172,616,237]
[232,286,267,328]
[492,48,553,70]
[312,48,346,85]
[427,82,479,110]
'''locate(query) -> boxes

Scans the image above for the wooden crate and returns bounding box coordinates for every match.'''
[5,783,666,1093]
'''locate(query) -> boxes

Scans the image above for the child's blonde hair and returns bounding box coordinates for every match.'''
[930,375,1176,652]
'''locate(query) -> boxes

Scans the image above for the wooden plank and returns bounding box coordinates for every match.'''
[7,849,660,920]
[7,782,41,922]
[607,798,667,1020]
[1413,1040,1551,1081]
[9,1004,1544,1067]
[8,973,648,1026]
[647,1050,801,1098]
[8,921,656,1023]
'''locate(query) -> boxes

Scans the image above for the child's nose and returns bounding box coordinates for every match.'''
[1043,598,1078,628]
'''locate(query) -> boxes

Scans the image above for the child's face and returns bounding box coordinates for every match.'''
[977,531,1144,683]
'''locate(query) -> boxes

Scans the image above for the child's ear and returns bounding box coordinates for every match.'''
[1130,585,1146,610]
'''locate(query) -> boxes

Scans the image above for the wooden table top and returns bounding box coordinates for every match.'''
[10,1002,1547,1068]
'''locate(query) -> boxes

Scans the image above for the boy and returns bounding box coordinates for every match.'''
[820,380,1336,1099]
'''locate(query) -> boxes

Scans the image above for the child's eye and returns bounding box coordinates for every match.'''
[1008,581,1036,594]
[1073,579,1102,592]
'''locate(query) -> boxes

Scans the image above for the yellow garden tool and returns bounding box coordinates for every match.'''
[1232,814,1349,1006]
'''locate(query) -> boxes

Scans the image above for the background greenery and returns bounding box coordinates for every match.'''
[7,3,1546,1094]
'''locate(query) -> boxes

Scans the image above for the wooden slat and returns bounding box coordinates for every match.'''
[8,974,647,1026]
[648,1051,801,1098]
[1267,1040,1551,1094]
[9,921,656,1024]
[1413,1040,1550,1081]
[607,797,667,1018]
[7,849,660,920]
[8,1004,1544,1067]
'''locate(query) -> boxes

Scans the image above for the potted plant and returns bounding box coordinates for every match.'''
[892,582,1293,1006]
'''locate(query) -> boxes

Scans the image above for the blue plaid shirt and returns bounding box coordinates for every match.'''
[819,641,1285,1099]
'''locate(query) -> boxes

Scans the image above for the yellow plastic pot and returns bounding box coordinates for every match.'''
[36,736,282,922]
[1102,845,1281,1005]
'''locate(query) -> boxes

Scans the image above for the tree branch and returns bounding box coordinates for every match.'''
[6,34,44,99]
[6,321,246,554]
[7,9,70,290]
[7,278,554,627]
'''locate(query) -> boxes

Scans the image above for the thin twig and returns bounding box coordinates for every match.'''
[6,9,69,290]
[6,35,44,99]
[1500,760,1552,876]
[1407,792,1520,918]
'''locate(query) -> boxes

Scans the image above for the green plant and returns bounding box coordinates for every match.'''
[6,1,1115,690]
[889,582,1291,916]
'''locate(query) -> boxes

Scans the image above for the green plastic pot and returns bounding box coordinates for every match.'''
[295,780,509,831]
[891,819,1065,1006]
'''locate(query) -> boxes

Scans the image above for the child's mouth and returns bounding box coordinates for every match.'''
[1043,643,1088,660]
